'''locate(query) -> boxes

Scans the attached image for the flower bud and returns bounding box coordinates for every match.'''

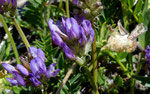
[0,0,17,16]
[72,0,104,20]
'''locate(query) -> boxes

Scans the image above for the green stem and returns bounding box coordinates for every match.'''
[128,8,139,23]
[13,18,30,50]
[66,0,70,18]
[59,0,63,8]
[107,51,130,78]
[83,66,96,91]
[135,60,143,75]
[130,78,135,94]
[0,15,21,64]
[92,36,99,94]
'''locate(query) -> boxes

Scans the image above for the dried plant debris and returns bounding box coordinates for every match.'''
[101,21,147,52]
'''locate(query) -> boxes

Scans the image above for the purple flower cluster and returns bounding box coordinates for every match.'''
[1,47,59,87]
[0,0,17,14]
[145,46,150,62]
[71,0,104,20]
[48,16,94,60]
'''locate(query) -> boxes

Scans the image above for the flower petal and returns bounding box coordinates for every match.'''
[29,47,45,61]
[35,57,47,74]
[30,59,39,76]
[79,26,87,46]
[89,28,95,42]
[29,73,41,86]
[12,71,25,86]
[65,18,80,39]
[37,48,45,61]
[81,20,92,36]
[7,78,18,86]
[1,63,17,73]
[61,43,76,60]
[50,69,60,77]
[29,47,38,58]
[49,19,65,47]
[16,64,29,76]
[46,63,60,78]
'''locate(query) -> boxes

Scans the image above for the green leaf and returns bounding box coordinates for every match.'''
[134,0,143,14]
[139,9,150,48]
[35,0,42,4]
[117,52,128,62]
[57,52,65,69]
[13,86,22,94]
[142,0,148,14]
[61,85,69,94]
[70,74,81,84]
[133,76,150,87]
[143,9,150,26]
[0,41,6,60]
[2,90,8,94]
[98,67,106,85]
[128,0,134,8]
[114,75,124,87]
[99,22,107,42]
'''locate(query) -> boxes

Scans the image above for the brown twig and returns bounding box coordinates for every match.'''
[56,63,77,94]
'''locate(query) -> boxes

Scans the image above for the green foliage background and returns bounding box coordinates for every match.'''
[0,0,150,94]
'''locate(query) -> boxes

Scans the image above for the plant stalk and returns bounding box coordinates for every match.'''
[56,63,77,94]
[92,36,99,94]
[13,18,30,50]
[107,51,130,78]
[0,15,21,64]
[83,66,97,92]
[66,0,70,18]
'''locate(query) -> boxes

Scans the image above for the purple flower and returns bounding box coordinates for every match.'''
[1,63,26,86]
[7,71,26,86]
[30,57,47,78]
[1,63,17,73]
[29,47,45,61]
[145,46,150,61]
[12,71,26,86]
[46,63,60,78]
[72,0,79,5]
[16,64,29,76]
[29,73,41,86]
[48,16,94,60]
[2,47,59,87]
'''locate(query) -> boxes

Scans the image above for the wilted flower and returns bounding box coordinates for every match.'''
[101,21,147,52]
[48,16,94,63]
[1,47,59,87]
[0,0,17,15]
